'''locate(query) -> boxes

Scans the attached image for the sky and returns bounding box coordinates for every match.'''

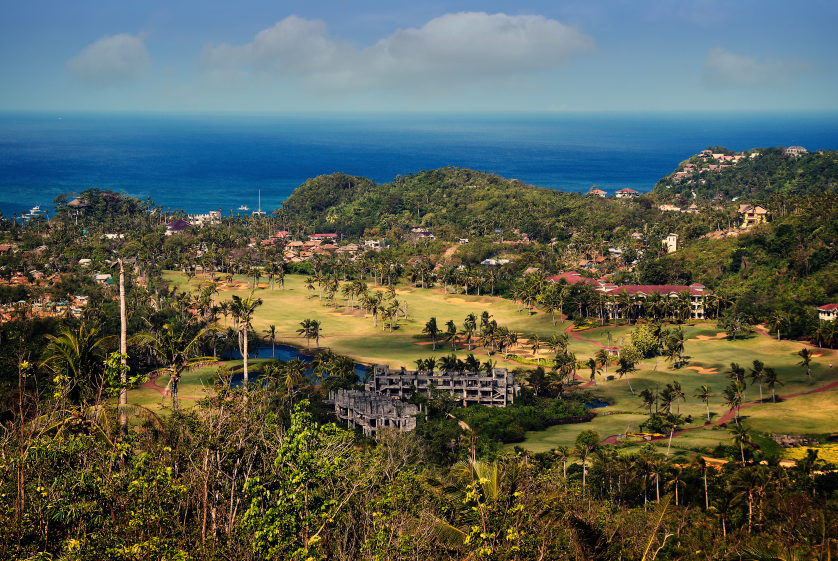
[1,0,836,113]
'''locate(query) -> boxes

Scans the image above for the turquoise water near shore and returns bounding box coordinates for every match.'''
[1,111,836,216]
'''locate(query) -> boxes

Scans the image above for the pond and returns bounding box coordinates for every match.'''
[224,344,369,386]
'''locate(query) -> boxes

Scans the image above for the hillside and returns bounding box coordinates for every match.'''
[653,147,838,201]
[280,167,673,243]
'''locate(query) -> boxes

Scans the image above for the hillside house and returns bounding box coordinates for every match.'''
[588,187,607,197]
[616,188,639,198]
[663,233,679,254]
[818,304,838,322]
[738,204,768,227]
[784,146,808,156]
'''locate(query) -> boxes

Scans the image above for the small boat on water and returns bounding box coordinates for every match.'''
[238,205,249,211]
[25,205,47,220]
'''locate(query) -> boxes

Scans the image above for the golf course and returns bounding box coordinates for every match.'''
[149,270,838,457]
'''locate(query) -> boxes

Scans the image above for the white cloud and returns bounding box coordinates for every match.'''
[702,47,811,89]
[67,34,150,86]
[201,12,594,90]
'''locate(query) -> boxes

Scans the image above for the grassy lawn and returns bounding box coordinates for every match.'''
[164,271,600,369]
[508,413,648,453]
[157,270,838,445]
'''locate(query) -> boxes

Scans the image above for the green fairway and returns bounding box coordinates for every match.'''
[164,271,600,369]
[160,270,838,445]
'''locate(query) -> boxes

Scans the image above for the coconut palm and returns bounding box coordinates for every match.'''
[616,355,637,394]
[43,323,116,406]
[423,317,441,351]
[265,324,276,358]
[230,291,263,391]
[461,313,477,351]
[136,321,214,410]
[749,360,765,402]
[797,348,813,383]
[444,320,458,351]
[731,423,751,466]
[764,367,783,403]
[695,384,713,422]
[586,357,598,387]
[639,388,656,415]
[595,348,609,376]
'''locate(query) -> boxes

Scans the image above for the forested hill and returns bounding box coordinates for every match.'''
[652,147,838,201]
[279,167,659,242]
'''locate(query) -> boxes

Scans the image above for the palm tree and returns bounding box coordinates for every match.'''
[230,291,263,391]
[695,384,713,423]
[770,311,787,341]
[797,348,813,383]
[137,322,213,410]
[639,388,656,415]
[595,348,609,376]
[554,445,571,479]
[723,381,743,425]
[529,334,541,363]
[296,318,322,349]
[671,381,686,415]
[731,423,751,466]
[276,358,307,405]
[764,367,782,403]
[423,317,441,350]
[444,320,458,351]
[616,355,636,394]
[585,357,598,387]
[575,430,600,489]
[749,360,765,402]
[266,324,276,358]
[461,313,477,351]
[43,323,116,405]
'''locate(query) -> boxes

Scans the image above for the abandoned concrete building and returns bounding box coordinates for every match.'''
[330,389,419,436]
[366,365,519,407]
[330,365,518,435]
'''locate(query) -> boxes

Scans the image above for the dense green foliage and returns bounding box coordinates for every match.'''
[654,147,838,200]
[453,395,591,443]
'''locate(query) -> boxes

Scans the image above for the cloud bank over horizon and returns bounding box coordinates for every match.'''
[200,12,595,91]
[702,47,812,89]
[1,1,831,112]
[67,34,150,86]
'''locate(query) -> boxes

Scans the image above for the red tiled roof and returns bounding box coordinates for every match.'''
[310,233,338,238]
[607,284,705,296]
[818,303,838,311]
[546,272,600,286]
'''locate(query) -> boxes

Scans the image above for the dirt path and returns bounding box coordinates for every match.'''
[600,378,838,445]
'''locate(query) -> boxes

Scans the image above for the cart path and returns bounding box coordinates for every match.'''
[600,377,838,445]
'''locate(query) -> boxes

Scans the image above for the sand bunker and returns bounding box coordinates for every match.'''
[686,366,719,375]
[217,282,250,291]
[689,332,728,341]
[445,297,486,306]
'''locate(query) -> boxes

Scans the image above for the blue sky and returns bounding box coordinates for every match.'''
[1,0,836,112]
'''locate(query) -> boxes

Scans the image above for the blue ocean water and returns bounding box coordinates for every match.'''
[1,111,836,217]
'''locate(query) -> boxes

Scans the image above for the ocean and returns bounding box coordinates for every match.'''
[1,111,837,217]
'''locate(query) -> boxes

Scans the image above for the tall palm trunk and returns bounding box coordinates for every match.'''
[119,259,128,434]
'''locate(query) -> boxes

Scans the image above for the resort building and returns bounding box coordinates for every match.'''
[366,365,519,407]
[604,283,709,320]
[663,233,678,254]
[330,389,419,436]
[588,187,607,197]
[738,204,768,227]
[615,188,639,198]
[548,273,710,320]
[818,304,838,322]
[784,146,808,156]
